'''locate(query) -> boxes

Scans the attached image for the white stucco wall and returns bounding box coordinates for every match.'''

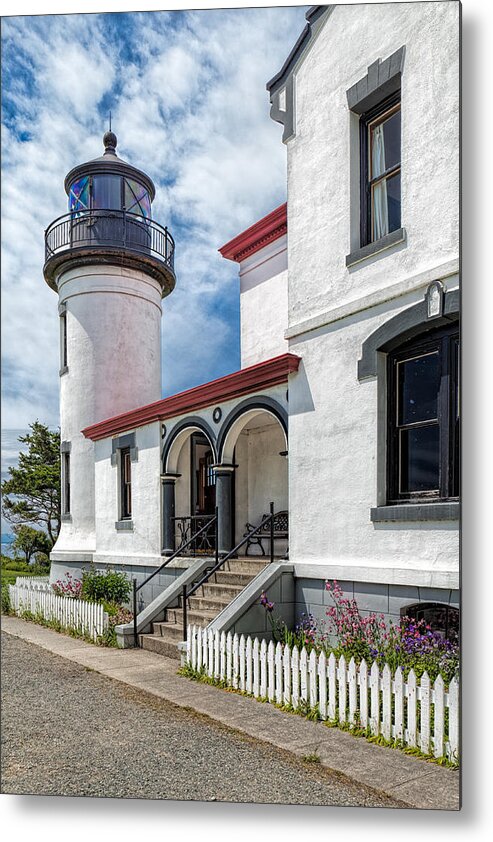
[93,421,162,565]
[239,235,288,367]
[283,2,459,587]
[51,263,163,560]
[286,1,459,330]
[234,421,288,547]
[288,279,459,584]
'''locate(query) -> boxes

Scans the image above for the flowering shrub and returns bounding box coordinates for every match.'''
[325,579,388,663]
[52,572,82,599]
[259,579,459,684]
[81,565,131,606]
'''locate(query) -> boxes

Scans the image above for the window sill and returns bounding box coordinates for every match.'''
[115,519,133,531]
[61,513,72,522]
[370,502,460,523]
[346,227,406,268]
[59,366,69,376]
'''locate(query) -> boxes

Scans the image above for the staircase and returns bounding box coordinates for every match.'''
[139,557,269,659]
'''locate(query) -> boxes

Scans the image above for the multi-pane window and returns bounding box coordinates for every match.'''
[361,94,401,245]
[120,448,132,520]
[68,175,151,219]
[387,325,459,503]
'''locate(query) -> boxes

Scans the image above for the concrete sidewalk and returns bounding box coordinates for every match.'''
[1,616,460,811]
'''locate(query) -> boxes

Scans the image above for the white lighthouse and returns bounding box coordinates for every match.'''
[44,130,175,563]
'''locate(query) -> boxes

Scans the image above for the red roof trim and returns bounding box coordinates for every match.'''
[82,353,301,441]
[219,203,287,263]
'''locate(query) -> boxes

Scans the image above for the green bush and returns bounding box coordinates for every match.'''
[81,565,131,606]
[1,582,11,614]
[1,556,30,572]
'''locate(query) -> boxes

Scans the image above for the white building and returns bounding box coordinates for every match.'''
[45,3,460,654]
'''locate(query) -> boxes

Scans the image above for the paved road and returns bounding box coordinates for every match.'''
[1,632,398,807]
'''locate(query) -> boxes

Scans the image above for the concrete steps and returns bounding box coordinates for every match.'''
[139,558,270,660]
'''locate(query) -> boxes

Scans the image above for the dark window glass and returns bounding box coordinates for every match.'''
[452,339,460,497]
[398,352,440,425]
[64,453,70,514]
[121,448,132,519]
[403,603,459,643]
[400,426,440,493]
[61,312,68,369]
[388,325,459,503]
[92,175,121,210]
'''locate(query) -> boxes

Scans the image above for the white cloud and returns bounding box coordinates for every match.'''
[1,6,308,432]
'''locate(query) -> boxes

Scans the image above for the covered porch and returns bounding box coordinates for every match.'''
[159,355,299,559]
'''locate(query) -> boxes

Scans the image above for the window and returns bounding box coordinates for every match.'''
[68,175,151,219]
[63,452,70,514]
[387,324,459,503]
[361,94,401,247]
[120,447,132,520]
[60,311,68,371]
[402,603,459,643]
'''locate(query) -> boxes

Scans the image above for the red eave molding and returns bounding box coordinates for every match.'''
[82,353,301,441]
[219,203,287,263]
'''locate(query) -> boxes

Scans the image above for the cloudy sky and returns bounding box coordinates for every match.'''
[1,3,308,437]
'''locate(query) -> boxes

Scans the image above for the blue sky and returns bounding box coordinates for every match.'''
[1,4,308,435]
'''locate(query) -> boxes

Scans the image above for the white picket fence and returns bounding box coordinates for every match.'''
[15,576,51,591]
[186,625,459,762]
[9,584,108,641]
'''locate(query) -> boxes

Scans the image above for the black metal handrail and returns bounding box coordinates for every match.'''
[44,208,175,273]
[132,509,218,646]
[182,502,275,641]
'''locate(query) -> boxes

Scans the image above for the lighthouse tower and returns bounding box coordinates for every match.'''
[44,131,175,561]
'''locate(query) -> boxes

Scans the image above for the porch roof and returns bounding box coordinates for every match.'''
[82,352,301,441]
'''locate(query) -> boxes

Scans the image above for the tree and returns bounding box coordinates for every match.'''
[11,525,51,565]
[1,422,61,548]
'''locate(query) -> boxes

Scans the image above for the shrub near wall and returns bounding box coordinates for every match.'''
[260,581,459,685]
[53,566,133,645]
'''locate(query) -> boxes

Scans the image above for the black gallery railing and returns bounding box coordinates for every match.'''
[45,208,175,274]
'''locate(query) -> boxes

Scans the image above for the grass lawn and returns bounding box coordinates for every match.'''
[1,570,33,586]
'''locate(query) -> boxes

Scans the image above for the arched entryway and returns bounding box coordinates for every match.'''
[162,419,217,555]
[217,398,288,556]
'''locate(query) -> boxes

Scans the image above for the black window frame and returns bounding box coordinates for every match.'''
[120,447,132,520]
[360,91,401,248]
[387,323,460,504]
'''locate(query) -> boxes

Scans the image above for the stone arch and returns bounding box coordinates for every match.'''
[218,397,288,465]
[162,417,217,475]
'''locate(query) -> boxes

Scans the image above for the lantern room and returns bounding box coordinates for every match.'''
[43,131,175,296]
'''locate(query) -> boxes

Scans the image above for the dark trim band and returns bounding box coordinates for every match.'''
[371,503,459,523]
[358,288,459,380]
[347,46,405,115]
[162,417,217,474]
[217,396,288,463]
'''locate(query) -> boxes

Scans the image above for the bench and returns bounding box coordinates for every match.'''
[244,511,289,557]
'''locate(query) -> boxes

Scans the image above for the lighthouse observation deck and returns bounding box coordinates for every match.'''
[43,208,175,295]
